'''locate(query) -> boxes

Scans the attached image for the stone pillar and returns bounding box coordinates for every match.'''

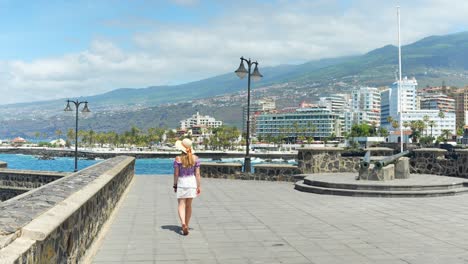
[395,157,410,179]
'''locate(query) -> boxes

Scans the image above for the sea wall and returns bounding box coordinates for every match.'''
[200,163,303,182]
[0,169,67,189]
[0,156,135,264]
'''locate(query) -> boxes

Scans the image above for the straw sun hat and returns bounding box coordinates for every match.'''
[175,138,195,154]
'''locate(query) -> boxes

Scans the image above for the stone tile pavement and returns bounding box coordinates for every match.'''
[93,175,468,264]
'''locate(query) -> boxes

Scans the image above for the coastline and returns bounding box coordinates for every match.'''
[0,147,298,160]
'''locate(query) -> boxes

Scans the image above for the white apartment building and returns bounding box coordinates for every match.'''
[381,77,418,127]
[180,112,223,129]
[401,110,456,137]
[319,94,351,113]
[351,87,381,127]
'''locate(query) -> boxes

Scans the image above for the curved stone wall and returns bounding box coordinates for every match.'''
[0,156,135,264]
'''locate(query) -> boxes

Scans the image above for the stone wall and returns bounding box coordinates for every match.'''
[0,161,6,168]
[201,162,243,177]
[0,169,67,189]
[0,186,29,201]
[298,147,361,173]
[200,162,303,182]
[409,148,468,177]
[0,156,135,264]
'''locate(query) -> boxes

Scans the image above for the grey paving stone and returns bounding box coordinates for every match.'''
[93,175,468,264]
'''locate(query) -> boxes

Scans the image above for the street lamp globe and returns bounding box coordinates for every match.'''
[235,60,248,79]
[64,101,72,112]
[82,102,91,113]
[251,64,263,82]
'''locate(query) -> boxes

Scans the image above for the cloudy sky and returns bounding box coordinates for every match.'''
[0,0,467,104]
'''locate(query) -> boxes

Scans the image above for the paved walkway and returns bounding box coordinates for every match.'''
[93,175,468,264]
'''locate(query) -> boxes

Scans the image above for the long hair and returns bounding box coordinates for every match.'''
[180,152,195,168]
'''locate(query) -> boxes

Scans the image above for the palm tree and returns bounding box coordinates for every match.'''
[55,129,63,139]
[442,129,451,143]
[428,120,436,137]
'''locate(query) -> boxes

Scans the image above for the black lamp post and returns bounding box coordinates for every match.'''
[235,57,263,173]
[64,99,91,172]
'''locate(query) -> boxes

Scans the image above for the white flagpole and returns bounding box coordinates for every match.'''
[398,5,403,153]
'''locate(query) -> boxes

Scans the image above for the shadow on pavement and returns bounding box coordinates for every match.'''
[161,225,183,235]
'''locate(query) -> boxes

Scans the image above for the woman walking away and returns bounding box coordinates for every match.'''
[173,138,201,236]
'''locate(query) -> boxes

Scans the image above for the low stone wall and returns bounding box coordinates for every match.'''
[0,156,135,264]
[0,169,67,189]
[201,162,243,177]
[201,162,302,182]
[0,161,6,168]
[298,147,361,174]
[409,148,468,177]
[0,186,29,201]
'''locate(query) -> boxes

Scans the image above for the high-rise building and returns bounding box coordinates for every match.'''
[180,112,223,129]
[381,77,417,127]
[351,87,381,127]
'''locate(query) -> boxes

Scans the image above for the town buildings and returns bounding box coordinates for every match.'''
[179,112,222,130]
[381,78,456,140]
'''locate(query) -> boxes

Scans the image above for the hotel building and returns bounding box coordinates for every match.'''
[256,107,342,140]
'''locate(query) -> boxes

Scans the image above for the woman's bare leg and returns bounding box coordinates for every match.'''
[178,198,186,226]
[185,198,193,227]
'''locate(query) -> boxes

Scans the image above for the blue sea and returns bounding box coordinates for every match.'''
[0,154,174,175]
[0,154,296,175]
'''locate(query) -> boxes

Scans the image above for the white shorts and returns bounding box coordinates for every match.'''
[177,187,197,199]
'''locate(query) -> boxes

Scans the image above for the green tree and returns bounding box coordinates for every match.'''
[441,129,452,142]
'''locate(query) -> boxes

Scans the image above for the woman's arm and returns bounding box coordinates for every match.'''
[195,166,201,195]
[173,157,180,192]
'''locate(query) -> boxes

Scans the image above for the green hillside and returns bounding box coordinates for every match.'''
[2,31,468,137]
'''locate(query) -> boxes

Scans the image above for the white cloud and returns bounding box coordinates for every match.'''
[1,0,468,104]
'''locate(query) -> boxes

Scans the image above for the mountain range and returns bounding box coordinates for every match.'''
[1,31,468,138]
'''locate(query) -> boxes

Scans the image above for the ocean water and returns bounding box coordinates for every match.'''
[0,154,296,175]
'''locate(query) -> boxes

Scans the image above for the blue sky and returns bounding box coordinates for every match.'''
[0,0,467,104]
[0,0,220,60]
